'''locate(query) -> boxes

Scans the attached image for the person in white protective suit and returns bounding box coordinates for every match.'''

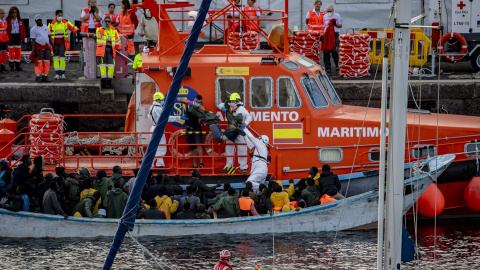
[243,128,269,191]
[217,93,252,174]
[148,92,187,168]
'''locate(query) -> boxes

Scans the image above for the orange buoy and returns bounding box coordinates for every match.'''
[464,172,480,211]
[416,183,445,217]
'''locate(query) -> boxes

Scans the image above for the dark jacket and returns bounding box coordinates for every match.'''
[256,196,273,215]
[72,194,96,217]
[111,173,125,187]
[103,188,128,218]
[212,194,240,217]
[12,163,30,190]
[189,177,216,202]
[176,209,197,219]
[93,177,114,203]
[136,208,165,219]
[1,195,24,212]
[29,156,44,185]
[181,195,200,212]
[301,185,320,207]
[42,188,66,216]
[318,171,342,196]
[65,177,80,205]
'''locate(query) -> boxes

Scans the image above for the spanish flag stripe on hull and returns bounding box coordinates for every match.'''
[273,123,303,144]
[273,128,302,139]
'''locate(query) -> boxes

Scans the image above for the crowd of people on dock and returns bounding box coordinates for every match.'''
[0,154,344,219]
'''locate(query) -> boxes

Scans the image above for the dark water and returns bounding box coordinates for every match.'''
[0,219,479,269]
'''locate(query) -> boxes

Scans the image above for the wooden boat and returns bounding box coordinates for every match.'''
[0,155,454,238]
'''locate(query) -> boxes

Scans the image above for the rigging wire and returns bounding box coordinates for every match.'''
[127,231,174,270]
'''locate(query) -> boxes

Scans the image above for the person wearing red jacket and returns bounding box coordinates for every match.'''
[213,250,233,270]
[80,0,103,34]
[0,8,8,73]
[6,6,25,71]
[322,5,342,73]
[118,0,138,60]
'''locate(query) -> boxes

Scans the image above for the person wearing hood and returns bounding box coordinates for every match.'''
[12,154,32,192]
[93,170,114,203]
[148,92,186,168]
[137,8,158,48]
[212,187,240,218]
[307,166,320,186]
[65,173,81,206]
[72,191,100,218]
[318,164,345,199]
[154,187,179,220]
[111,165,125,187]
[103,180,128,218]
[29,155,44,186]
[270,182,291,213]
[243,128,269,191]
[195,203,211,219]
[301,177,320,207]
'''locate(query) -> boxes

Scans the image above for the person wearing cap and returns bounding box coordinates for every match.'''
[30,14,52,82]
[96,16,121,89]
[103,180,128,219]
[214,250,233,270]
[149,92,188,168]
[217,93,252,174]
[242,128,269,191]
[48,10,83,80]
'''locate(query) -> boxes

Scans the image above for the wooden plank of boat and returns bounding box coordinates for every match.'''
[0,154,454,238]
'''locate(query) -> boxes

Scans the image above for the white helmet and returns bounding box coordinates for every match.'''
[259,135,269,144]
[143,46,150,53]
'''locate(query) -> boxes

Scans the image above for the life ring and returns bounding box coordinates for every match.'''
[437,32,468,63]
[203,132,220,157]
[340,33,370,39]
[339,71,369,77]
[167,129,185,158]
[294,31,321,36]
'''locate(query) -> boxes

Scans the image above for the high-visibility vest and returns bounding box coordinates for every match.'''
[307,9,325,31]
[238,197,253,216]
[0,20,8,43]
[49,19,79,41]
[95,26,121,58]
[243,6,260,30]
[80,8,101,32]
[118,10,135,35]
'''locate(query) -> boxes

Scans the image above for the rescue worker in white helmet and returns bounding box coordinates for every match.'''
[149,92,188,168]
[243,128,269,191]
[214,250,233,270]
[217,92,252,174]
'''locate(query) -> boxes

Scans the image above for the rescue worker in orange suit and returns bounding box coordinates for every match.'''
[238,189,258,216]
[243,0,261,32]
[243,128,269,192]
[30,14,52,82]
[96,17,121,88]
[106,3,120,29]
[49,10,83,80]
[118,0,138,60]
[6,6,25,72]
[322,5,342,73]
[214,250,233,270]
[80,0,103,35]
[305,0,325,31]
[0,8,8,73]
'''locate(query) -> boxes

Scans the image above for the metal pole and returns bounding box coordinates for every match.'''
[377,45,389,270]
[384,0,412,268]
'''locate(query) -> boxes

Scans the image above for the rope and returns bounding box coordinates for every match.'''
[126,231,174,270]
[64,131,136,156]
[271,212,275,269]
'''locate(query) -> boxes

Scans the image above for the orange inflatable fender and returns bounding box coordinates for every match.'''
[416,183,445,217]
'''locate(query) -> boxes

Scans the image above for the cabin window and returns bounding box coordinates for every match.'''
[215,77,246,105]
[277,76,302,109]
[296,57,316,68]
[300,76,329,108]
[316,71,341,106]
[369,147,388,162]
[412,144,436,158]
[282,61,300,70]
[319,148,343,163]
[249,76,273,109]
[465,142,480,158]
[141,82,157,105]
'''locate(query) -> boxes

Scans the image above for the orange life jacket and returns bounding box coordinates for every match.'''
[285,201,298,208]
[118,10,135,35]
[238,197,253,216]
[307,9,325,31]
[0,20,8,43]
[80,8,101,33]
[243,6,260,30]
[319,194,337,204]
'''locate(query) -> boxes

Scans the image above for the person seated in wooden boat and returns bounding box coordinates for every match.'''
[318,164,345,200]
[211,187,240,219]
[270,182,292,213]
[65,173,81,208]
[195,203,211,219]
[255,186,273,215]
[0,188,24,212]
[29,155,44,187]
[93,170,114,204]
[123,168,138,195]
[103,181,128,219]
[268,179,295,199]
[307,166,320,186]
[0,158,13,198]
[43,181,68,219]
[214,250,233,270]
[72,191,101,218]
[136,198,165,220]
[144,173,166,202]
[244,181,258,204]
[301,178,321,207]
[176,201,196,220]
[12,154,31,194]
[238,189,259,216]
[181,185,200,213]
[208,182,231,207]
[111,165,125,187]
[154,187,178,220]
[189,170,219,205]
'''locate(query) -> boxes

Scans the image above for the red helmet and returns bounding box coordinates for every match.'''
[220,250,231,259]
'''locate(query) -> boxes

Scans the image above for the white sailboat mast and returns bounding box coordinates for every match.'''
[384,0,412,268]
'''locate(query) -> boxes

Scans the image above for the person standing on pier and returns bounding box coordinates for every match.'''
[80,0,103,34]
[30,14,52,82]
[6,6,25,72]
[322,5,342,73]
[96,17,121,88]
[0,8,9,73]
[118,0,138,60]
[305,0,325,31]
